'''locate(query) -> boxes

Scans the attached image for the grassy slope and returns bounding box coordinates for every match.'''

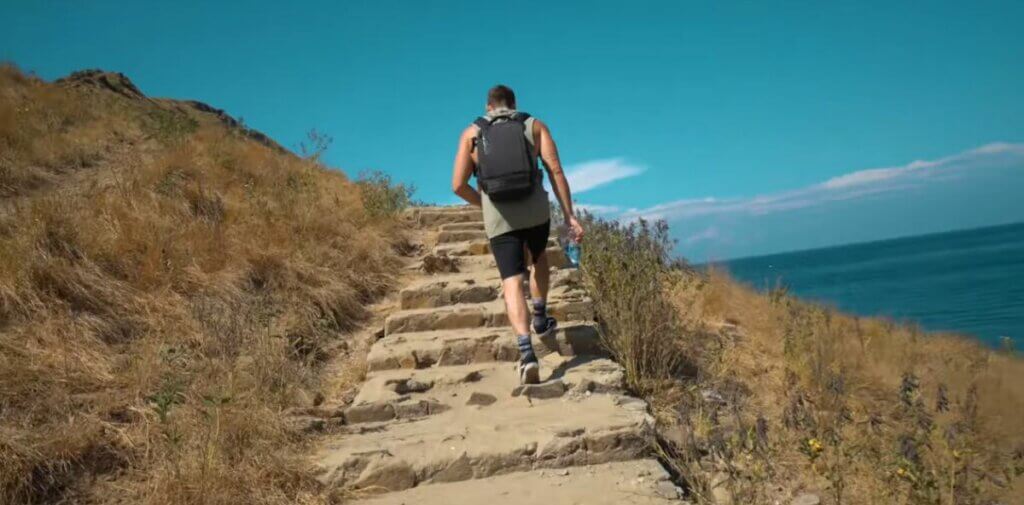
[3,63,1020,505]
[581,217,1024,504]
[0,65,406,504]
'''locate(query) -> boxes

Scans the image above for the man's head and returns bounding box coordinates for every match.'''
[486,84,516,111]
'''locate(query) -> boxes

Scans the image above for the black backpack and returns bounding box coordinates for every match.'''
[473,112,538,201]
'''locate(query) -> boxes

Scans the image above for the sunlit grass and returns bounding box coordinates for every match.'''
[580,212,1024,504]
[0,63,410,504]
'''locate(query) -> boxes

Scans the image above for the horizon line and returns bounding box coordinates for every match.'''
[695,219,1024,266]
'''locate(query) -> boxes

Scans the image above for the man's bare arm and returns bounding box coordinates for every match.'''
[536,120,584,241]
[451,126,482,207]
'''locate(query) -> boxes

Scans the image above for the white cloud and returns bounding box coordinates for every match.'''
[684,226,721,245]
[576,203,621,215]
[563,158,646,194]
[822,166,910,189]
[621,142,1024,222]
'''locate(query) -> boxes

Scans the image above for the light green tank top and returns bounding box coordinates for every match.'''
[478,109,551,238]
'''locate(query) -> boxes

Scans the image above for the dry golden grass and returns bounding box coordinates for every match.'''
[0,64,408,504]
[665,267,1024,504]
[581,214,1023,504]
[0,65,141,197]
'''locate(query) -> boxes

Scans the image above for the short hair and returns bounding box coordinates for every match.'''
[487,84,516,108]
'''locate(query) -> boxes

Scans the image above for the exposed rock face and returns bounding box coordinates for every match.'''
[355,460,684,505]
[57,69,146,99]
[511,379,567,399]
[313,206,686,503]
[55,69,287,152]
[465,391,497,406]
[420,253,460,274]
[179,99,284,151]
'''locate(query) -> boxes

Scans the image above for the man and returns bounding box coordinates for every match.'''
[451,84,584,385]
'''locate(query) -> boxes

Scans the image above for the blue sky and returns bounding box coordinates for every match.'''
[3,1,1022,261]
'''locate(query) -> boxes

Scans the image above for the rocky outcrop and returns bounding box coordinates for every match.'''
[57,69,146,99]
[56,69,287,153]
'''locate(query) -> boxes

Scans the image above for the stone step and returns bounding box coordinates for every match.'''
[434,221,557,239]
[438,221,485,232]
[407,205,474,213]
[421,247,570,274]
[351,460,682,504]
[404,206,461,220]
[433,240,492,257]
[436,229,489,244]
[345,356,625,424]
[415,208,482,227]
[433,239,562,259]
[399,274,500,310]
[367,321,606,372]
[384,289,594,336]
[315,361,653,492]
[399,268,583,310]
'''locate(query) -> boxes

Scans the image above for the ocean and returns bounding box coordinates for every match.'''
[714,222,1024,348]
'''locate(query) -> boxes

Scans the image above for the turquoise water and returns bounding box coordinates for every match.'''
[715,222,1024,348]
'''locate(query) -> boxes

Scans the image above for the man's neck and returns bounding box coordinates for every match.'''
[487,107,516,117]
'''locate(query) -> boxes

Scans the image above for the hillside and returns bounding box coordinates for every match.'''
[0,64,410,503]
[580,218,1024,504]
[2,64,1021,505]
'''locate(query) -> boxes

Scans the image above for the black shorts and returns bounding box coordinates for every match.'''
[489,221,551,280]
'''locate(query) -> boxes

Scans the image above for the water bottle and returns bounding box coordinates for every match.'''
[564,238,581,268]
[565,241,581,268]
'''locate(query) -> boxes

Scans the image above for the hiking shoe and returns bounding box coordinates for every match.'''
[533,316,558,338]
[519,360,540,385]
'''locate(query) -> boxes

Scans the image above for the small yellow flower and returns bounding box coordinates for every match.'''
[807,438,823,453]
[896,467,906,477]
[952,450,962,459]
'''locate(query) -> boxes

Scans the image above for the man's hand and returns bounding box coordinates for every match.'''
[566,215,584,243]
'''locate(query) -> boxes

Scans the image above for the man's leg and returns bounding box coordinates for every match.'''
[527,222,556,336]
[501,273,531,338]
[529,249,549,301]
[529,250,555,334]
[490,232,540,384]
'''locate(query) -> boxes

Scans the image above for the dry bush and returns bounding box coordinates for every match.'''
[666,266,1024,504]
[354,170,414,220]
[0,65,410,504]
[578,215,689,398]
[580,211,1023,504]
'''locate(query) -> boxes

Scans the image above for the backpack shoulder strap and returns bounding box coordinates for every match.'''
[473,117,492,131]
[471,117,490,157]
[510,112,531,123]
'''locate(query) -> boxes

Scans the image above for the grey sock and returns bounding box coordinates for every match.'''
[517,334,536,364]
[531,298,547,330]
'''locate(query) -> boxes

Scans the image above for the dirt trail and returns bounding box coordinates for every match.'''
[313,206,686,504]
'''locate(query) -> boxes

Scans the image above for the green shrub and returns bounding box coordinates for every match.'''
[355,170,414,218]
